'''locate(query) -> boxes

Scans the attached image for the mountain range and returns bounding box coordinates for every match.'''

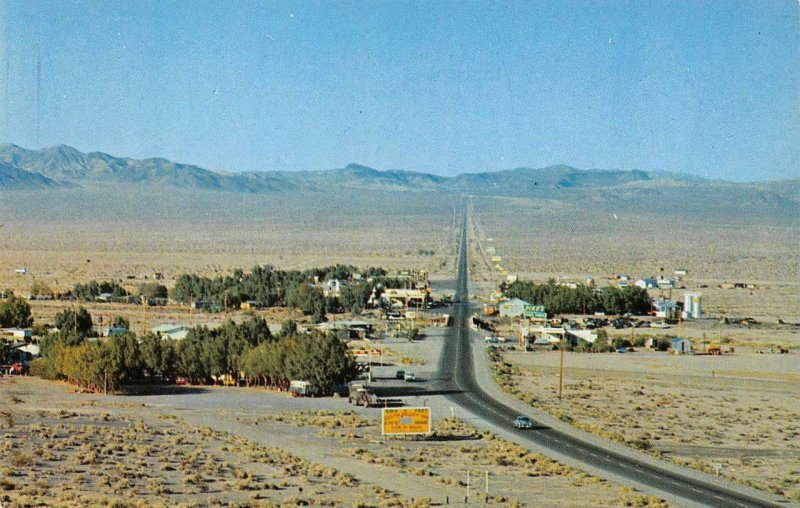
[0,144,797,217]
[0,143,675,193]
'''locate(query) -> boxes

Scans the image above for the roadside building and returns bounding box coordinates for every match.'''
[671,337,692,354]
[652,298,679,319]
[498,298,531,318]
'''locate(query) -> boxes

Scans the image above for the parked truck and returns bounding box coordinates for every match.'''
[289,380,319,397]
[348,383,402,407]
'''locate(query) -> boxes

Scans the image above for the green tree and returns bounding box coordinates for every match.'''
[0,294,33,328]
[591,329,613,352]
[106,332,144,383]
[287,283,326,322]
[139,332,163,381]
[138,283,168,300]
[54,307,94,338]
[112,316,130,330]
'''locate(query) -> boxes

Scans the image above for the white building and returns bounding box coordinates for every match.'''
[498,298,530,318]
[682,292,702,319]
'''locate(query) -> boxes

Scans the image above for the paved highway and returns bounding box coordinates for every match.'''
[438,202,784,508]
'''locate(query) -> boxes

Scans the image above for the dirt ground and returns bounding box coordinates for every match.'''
[0,376,667,507]
[494,348,800,501]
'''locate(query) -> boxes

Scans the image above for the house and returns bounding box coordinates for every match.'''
[379,288,428,308]
[498,298,530,318]
[636,278,659,289]
[318,319,373,339]
[656,277,675,289]
[2,328,32,340]
[101,327,129,337]
[151,323,191,340]
[651,298,679,319]
[671,337,692,354]
[321,279,348,298]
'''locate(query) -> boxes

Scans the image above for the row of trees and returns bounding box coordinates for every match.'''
[73,280,129,301]
[503,279,652,315]
[31,310,358,394]
[72,280,169,302]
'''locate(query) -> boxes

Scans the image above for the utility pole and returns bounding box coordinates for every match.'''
[558,336,565,400]
[141,294,147,335]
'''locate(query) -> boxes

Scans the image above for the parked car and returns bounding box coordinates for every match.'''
[484,336,498,344]
[403,371,416,382]
[513,415,534,429]
[9,363,28,375]
[395,369,406,380]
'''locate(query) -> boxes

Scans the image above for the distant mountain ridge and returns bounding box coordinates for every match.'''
[0,143,669,193]
[0,144,796,206]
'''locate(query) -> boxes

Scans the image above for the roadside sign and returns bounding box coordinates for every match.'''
[523,304,547,319]
[382,407,431,435]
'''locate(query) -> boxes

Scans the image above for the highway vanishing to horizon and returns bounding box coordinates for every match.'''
[437,200,783,508]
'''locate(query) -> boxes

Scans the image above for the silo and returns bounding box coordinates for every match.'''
[683,292,702,319]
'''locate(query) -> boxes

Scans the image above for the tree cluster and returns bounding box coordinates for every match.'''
[503,279,651,315]
[171,264,395,312]
[31,309,358,395]
[73,280,128,301]
[242,329,358,392]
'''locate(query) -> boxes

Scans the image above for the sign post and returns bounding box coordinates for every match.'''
[381,407,432,436]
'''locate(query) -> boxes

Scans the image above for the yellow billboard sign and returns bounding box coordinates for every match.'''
[381,407,431,435]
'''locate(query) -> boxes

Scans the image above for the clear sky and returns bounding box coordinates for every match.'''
[0,1,797,180]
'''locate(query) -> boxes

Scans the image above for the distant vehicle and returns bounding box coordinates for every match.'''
[289,380,318,397]
[9,363,28,375]
[395,369,406,380]
[651,321,670,329]
[495,336,508,343]
[348,383,402,407]
[616,347,631,353]
[513,415,534,429]
[484,336,498,344]
[403,371,416,382]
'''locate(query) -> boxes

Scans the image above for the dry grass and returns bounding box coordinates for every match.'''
[491,348,800,500]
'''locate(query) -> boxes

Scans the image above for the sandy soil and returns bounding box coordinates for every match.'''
[494,348,800,501]
[0,374,670,507]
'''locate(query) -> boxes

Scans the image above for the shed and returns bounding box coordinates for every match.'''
[671,338,692,354]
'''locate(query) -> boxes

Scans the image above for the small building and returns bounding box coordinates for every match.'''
[652,298,679,319]
[317,319,373,339]
[151,323,191,340]
[657,277,676,289]
[101,327,129,337]
[498,298,531,318]
[2,328,32,340]
[636,278,659,289]
[322,279,348,298]
[671,337,692,354]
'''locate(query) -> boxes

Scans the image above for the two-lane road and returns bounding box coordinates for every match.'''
[437,202,784,508]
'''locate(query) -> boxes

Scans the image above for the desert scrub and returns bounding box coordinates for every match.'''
[616,486,669,507]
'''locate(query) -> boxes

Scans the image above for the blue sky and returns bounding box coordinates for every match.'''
[1,0,797,180]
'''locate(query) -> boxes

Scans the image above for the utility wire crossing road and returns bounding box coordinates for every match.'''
[437,202,783,508]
